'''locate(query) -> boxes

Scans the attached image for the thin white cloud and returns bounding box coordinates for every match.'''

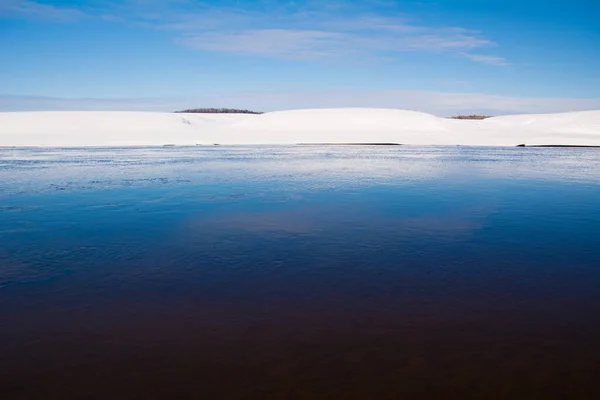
[0,1,507,63]
[0,0,85,21]
[461,53,510,66]
[181,24,493,59]
[182,27,492,60]
[164,6,499,61]
[69,0,502,62]
[182,29,346,60]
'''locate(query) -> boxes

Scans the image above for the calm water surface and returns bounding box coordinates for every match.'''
[1,146,600,399]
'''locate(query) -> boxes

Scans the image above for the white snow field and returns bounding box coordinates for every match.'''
[0,108,599,147]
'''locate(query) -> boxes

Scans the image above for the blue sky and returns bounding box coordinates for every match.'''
[1,0,599,115]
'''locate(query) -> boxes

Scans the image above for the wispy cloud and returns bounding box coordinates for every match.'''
[181,27,493,61]
[461,53,510,66]
[156,3,504,63]
[0,0,507,64]
[182,29,346,60]
[175,11,495,61]
[180,8,495,57]
[0,0,85,21]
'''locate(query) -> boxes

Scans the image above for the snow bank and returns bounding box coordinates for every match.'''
[482,110,600,146]
[224,108,450,145]
[0,108,599,147]
[0,111,252,147]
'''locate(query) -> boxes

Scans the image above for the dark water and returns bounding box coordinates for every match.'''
[1,146,600,399]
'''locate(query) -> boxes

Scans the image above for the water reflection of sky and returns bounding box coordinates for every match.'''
[1,146,600,398]
[2,146,600,197]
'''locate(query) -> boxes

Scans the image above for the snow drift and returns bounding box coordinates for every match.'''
[0,108,599,147]
[0,111,244,147]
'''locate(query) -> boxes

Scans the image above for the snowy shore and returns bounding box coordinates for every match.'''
[0,108,599,147]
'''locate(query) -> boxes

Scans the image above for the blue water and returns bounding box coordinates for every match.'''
[1,146,600,399]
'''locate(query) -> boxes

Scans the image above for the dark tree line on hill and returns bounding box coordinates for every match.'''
[175,108,263,114]
[449,115,492,120]
[174,109,491,119]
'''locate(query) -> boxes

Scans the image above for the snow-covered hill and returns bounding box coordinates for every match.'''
[0,108,599,147]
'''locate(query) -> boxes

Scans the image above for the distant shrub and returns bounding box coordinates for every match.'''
[449,115,492,120]
[175,108,263,114]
